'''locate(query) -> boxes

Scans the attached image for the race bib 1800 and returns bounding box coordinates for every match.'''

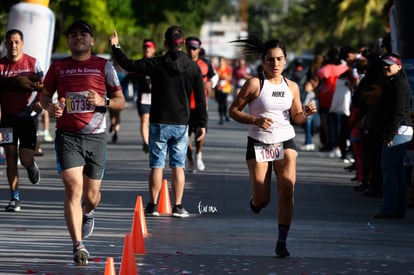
[65,91,95,114]
[254,143,284,162]
[0,127,13,144]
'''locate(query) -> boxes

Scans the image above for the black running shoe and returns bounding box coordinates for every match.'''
[5,198,21,212]
[144,203,160,217]
[27,162,40,185]
[275,241,290,258]
[172,205,190,218]
[82,212,95,239]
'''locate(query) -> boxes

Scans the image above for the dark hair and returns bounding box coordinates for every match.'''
[230,36,287,61]
[339,46,358,60]
[66,19,93,36]
[164,25,184,49]
[5,29,23,41]
[324,47,341,65]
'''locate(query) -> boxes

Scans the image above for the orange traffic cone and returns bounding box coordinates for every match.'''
[104,257,116,275]
[131,198,146,254]
[158,179,172,215]
[119,233,138,275]
[133,195,148,236]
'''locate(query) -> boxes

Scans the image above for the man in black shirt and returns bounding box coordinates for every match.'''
[110,25,206,218]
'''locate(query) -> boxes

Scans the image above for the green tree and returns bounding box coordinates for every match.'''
[251,0,390,54]
[131,0,234,56]
[50,0,140,55]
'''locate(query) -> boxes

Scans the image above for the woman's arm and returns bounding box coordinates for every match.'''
[288,79,317,124]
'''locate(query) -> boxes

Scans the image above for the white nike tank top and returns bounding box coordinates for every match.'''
[248,77,295,144]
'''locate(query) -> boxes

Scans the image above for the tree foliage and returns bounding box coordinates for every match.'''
[248,0,390,54]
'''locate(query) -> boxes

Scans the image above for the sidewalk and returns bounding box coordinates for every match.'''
[0,101,413,274]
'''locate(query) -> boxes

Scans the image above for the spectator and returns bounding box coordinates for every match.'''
[232,58,251,95]
[300,76,319,151]
[133,39,157,153]
[215,56,233,124]
[109,58,129,143]
[110,25,207,218]
[355,54,384,196]
[374,53,412,219]
[328,71,352,159]
[316,48,349,153]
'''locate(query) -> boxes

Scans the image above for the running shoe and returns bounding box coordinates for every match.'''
[172,205,190,218]
[112,132,118,143]
[249,196,262,214]
[73,244,89,266]
[43,132,54,142]
[5,198,21,212]
[275,241,290,258]
[26,162,40,185]
[196,154,205,171]
[144,203,160,217]
[299,144,315,151]
[82,212,95,239]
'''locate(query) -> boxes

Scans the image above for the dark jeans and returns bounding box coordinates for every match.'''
[362,129,383,190]
[380,142,408,216]
[318,107,329,149]
[327,112,349,156]
[215,89,229,122]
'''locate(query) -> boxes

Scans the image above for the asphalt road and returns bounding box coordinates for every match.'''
[0,100,413,275]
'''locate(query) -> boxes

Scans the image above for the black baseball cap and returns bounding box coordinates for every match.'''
[185,37,201,49]
[66,19,93,36]
[164,25,184,46]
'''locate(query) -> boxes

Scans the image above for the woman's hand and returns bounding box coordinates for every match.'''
[255,116,274,129]
[303,102,317,117]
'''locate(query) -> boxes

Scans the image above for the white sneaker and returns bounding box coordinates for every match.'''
[300,144,315,151]
[328,148,342,158]
[43,132,53,142]
[335,148,342,158]
[196,153,205,171]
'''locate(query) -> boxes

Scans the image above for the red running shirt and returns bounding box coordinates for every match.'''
[190,58,209,110]
[0,54,43,117]
[43,56,121,134]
